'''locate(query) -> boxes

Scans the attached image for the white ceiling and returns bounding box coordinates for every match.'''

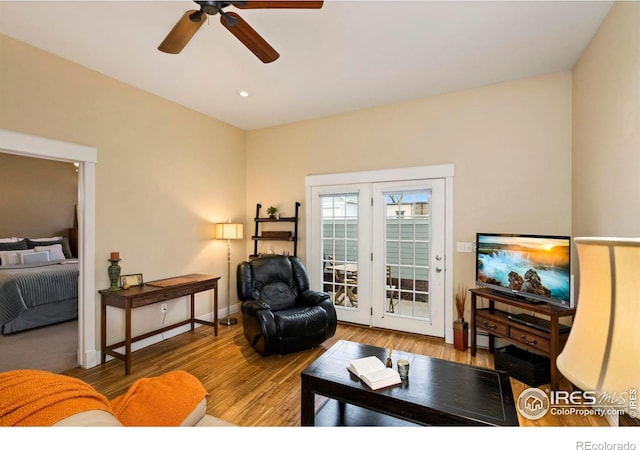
[0,1,613,130]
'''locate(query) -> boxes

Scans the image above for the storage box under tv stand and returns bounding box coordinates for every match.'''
[470,288,576,390]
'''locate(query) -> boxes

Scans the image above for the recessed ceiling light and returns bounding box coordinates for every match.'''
[238,90,249,97]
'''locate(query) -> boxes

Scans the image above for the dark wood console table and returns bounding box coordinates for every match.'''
[470,288,576,390]
[100,274,219,374]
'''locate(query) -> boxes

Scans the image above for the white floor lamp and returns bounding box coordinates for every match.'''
[215,222,244,326]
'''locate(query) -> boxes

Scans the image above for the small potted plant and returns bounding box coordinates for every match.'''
[266,205,278,219]
[453,284,468,351]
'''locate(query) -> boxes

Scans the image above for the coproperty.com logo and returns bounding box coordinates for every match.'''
[517,387,638,420]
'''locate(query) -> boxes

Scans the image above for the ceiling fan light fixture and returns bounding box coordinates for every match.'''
[197,1,222,16]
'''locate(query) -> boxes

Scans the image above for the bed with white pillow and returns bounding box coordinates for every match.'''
[0,237,78,334]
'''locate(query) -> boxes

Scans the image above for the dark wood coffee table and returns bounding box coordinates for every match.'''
[301,340,519,426]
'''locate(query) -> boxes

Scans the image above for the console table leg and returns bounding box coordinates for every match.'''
[190,294,195,331]
[125,301,132,375]
[101,299,106,364]
[214,283,219,337]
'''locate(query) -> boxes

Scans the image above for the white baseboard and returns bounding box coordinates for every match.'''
[80,348,99,369]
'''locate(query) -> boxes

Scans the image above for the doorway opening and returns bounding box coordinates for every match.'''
[0,128,98,369]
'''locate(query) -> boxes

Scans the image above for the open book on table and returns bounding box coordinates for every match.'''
[347,355,402,390]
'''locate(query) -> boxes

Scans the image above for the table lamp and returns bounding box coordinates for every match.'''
[215,222,244,326]
[556,237,640,418]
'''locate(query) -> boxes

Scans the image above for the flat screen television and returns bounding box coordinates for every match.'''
[475,233,572,308]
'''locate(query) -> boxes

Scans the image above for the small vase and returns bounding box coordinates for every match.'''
[453,320,469,351]
[108,259,121,291]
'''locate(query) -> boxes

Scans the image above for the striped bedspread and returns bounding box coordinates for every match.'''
[0,261,79,326]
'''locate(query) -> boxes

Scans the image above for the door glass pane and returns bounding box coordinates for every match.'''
[321,193,358,308]
[385,190,431,318]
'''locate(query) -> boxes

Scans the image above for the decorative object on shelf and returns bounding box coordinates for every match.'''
[108,252,121,291]
[261,231,291,239]
[120,273,144,289]
[453,284,468,351]
[557,237,640,417]
[266,205,278,218]
[215,221,244,326]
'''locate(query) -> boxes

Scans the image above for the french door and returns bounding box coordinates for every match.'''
[307,169,449,338]
[313,184,371,325]
[371,180,445,336]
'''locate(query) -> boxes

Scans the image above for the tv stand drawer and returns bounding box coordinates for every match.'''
[476,311,508,336]
[509,327,550,352]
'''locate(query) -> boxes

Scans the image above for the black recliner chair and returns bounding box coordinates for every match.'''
[236,255,337,356]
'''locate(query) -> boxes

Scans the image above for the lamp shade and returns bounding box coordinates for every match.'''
[556,237,640,414]
[215,223,243,240]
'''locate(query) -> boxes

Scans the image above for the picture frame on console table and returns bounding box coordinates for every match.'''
[120,273,144,288]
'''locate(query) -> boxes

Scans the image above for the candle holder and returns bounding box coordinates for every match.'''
[108,258,121,291]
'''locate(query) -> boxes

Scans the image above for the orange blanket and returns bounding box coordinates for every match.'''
[110,370,208,426]
[0,369,112,426]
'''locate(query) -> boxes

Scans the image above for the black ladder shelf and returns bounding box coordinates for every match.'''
[251,202,300,257]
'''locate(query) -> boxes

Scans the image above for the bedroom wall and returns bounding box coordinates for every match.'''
[572,1,640,238]
[245,71,573,318]
[0,153,78,239]
[0,34,246,353]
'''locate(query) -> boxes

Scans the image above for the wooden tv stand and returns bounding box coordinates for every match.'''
[470,288,576,391]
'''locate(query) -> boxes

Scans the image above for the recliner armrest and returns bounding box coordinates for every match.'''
[297,290,330,306]
[241,300,272,316]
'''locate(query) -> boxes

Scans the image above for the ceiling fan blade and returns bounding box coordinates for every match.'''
[234,1,323,9]
[220,12,280,63]
[158,10,206,54]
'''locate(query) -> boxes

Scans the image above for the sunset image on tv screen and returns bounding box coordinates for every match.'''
[476,235,570,303]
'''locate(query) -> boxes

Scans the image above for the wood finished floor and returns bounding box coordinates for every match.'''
[63,314,608,427]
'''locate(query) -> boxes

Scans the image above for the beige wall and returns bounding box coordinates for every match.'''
[246,72,573,306]
[0,35,246,349]
[0,153,78,238]
[572,1,640,238]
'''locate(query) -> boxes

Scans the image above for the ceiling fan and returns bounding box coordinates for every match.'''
[158,1,324,63]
